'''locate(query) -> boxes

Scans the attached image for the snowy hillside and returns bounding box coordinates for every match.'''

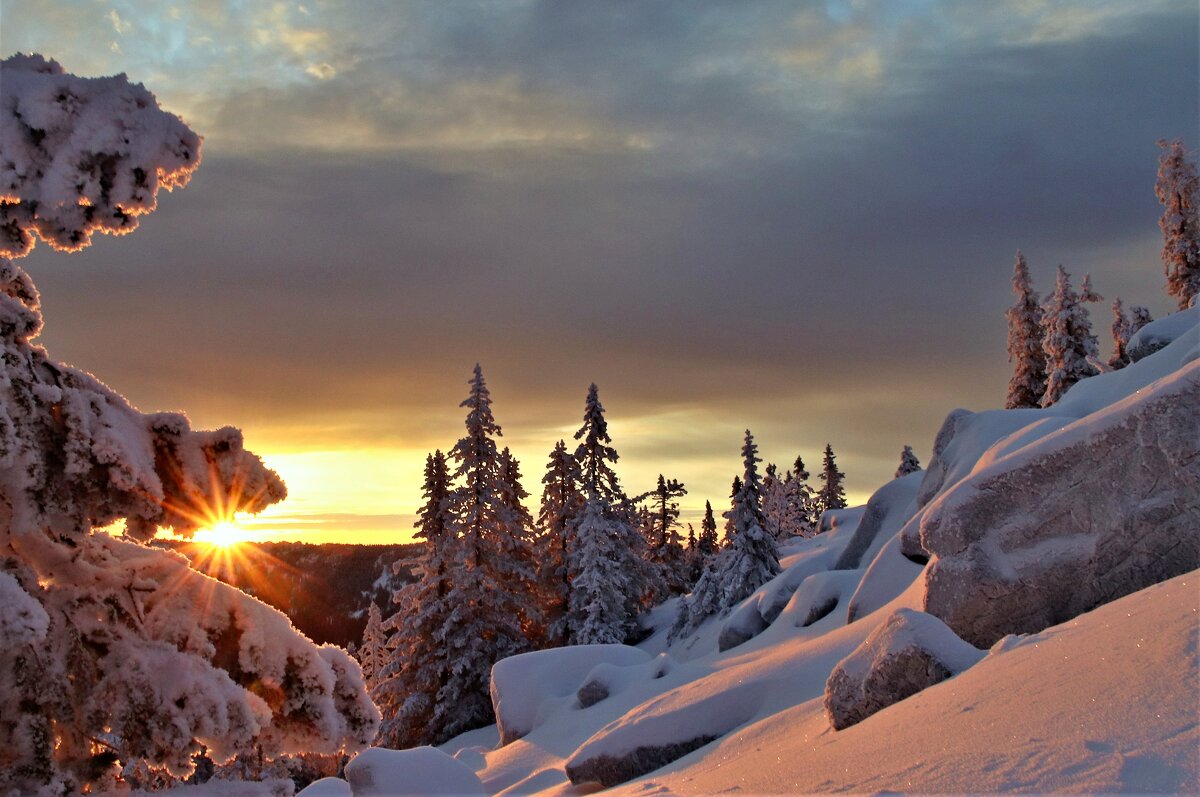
[310,305,1199,796]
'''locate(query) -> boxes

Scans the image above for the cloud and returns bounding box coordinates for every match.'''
[8,0,1198,540]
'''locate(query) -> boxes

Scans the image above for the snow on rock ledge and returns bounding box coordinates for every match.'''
[490,644,651,745]
[824,608,984,731]
[920,358,1200,648]
[344,747,485,796]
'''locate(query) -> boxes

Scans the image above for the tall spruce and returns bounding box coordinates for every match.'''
[564,383,648,644]
[697,500,719,555]
[538,440,582,645]
[1041,267,1100,406]
[356,603,389,692]
[816,444,847,519]
[1156,138,1200,309]
[1005,250,1048,409]
[644,474,689,595]
[374,450,459,748]
[674,432,780,639]
[439,366,536,738]
[496,446,541,638]
[895,445,922,478]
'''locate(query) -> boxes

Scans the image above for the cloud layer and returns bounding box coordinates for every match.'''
[5,0,1197,540]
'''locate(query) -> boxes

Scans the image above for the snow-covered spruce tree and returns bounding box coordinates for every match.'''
[641,474,689,597]
[815,444,847,519]
[564,498,635,645]
[357,603,389,691]
[1155,138,1200,309]
[436,366,537,739]
[0,55,377,793]
[1005,250,1048,409]
[895,445,921,478]
[787,455,818,536]
[1108,298,1132,370]
[496,446,542,640]
[674,431,780,639]
[374,450,461,749]
[697,500,720,556]
[760,463,785,539]
[537,440,583,646]
[1041,266,1101,406]
[1129,305,1154,337]
[566,384,649,642]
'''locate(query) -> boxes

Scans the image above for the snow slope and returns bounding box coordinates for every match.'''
[295,309,1199,796]
[607,571,1198,796]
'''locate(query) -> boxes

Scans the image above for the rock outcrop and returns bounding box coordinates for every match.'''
[920,360,1200,647]
[824,609,983,730]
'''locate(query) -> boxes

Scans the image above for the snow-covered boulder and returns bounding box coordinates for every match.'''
[921,358,1200,647]
[846,533,926,623]
[1127,304,1198,362]
[344,747,485,796]
[490,644,651,744]
[824,609,983,731]
[296,778,352,796]
[565,680,764,788]
[832,472,921,570]
[717,591,771,651]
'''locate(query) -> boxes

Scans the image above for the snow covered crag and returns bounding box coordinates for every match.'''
[401,307,1195,796]
[0,55,378,794]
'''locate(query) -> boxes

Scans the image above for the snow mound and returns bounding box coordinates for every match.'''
[1127,303,1199,362]
[824,608,984,730]
[344,746,485,796]
[296,777,353,796]
[565,680,765,788]
[832,471,921,570]
[846,532,926,623]
[490,644,651,744]
[921,356,1200,646]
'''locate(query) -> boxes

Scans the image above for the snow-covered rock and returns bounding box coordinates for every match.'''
[921,358,1200,647]
[490,644,651,745]
[824,609,983,730]
[295,777,353,796]
[565,680,765,788]
[1127,303,1198,362]
[832,472,920,570]
[846,532,926,623]
[344,747,485,796]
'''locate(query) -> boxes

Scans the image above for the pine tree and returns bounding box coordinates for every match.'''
[760,463,785,539]
[1156,138,1200,309]
[1079,273,1104,305]
[565,499,634,644]
[1041,267,1100,406]
[674,432,781,638]
[374,450,460,748]
[788,455,818,535]
[895,445,922,478]
[538,440,582,645]
[1129,305,1154,337]
[357,603,389,691]
[697,500,719,555]
[642,474,689,596]
[1005,250,1048,409]
[722,475,741,545]
[562,383,648,643]
[816,444,847,519]
[427,366,536,740]
[496,446,542,639]
[1108,298,1132,370]
[574,383,622,503]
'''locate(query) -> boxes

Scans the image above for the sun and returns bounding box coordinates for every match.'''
[195,520,247,548]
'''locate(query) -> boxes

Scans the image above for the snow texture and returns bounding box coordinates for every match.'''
[823,608,984,730]
[831,471,920,570]
[344,746,485,796]
[296,777,353,796]
[490,644,651,745]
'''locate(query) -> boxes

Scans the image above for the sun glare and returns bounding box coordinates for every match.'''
[195,520,246,548]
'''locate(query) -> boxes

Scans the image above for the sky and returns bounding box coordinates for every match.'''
[1,0,1197,544]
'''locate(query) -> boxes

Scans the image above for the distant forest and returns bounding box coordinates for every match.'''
[157,540,420,647]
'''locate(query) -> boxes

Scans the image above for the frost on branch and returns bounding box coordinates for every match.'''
[0,53,200,258]
[0,56,378,794]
